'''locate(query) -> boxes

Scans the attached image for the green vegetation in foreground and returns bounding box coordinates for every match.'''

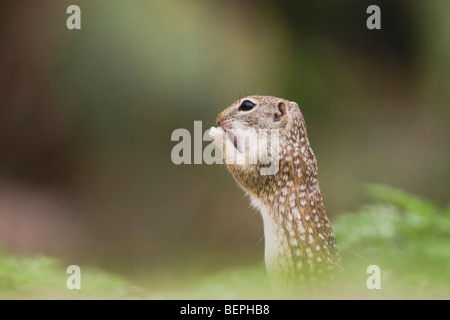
[334,184,450,298]
[0,185,449,299]
[0,254,128,299]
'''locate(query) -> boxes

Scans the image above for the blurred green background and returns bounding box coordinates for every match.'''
[0,1,449,298]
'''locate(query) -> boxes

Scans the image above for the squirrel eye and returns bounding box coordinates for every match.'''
[239,100,255,111]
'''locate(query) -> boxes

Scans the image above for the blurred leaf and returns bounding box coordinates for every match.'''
[363,184,439,217]
[0,252,128,299]
[335,184,450,291]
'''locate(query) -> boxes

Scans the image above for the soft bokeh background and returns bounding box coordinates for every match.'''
[0,0,449,297]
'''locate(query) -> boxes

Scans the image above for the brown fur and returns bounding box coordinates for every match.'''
[211,95,341,286]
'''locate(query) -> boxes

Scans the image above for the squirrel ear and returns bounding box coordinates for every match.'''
[274,102,286,121]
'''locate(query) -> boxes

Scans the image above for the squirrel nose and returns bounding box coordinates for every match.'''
[216,114,222,126]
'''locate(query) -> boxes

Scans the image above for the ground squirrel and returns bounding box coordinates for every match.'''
[209,95,341,286]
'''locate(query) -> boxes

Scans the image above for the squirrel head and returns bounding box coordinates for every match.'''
[210,95,314,197]
[215,95,302,136]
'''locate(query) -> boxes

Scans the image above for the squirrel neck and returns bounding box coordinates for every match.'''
[241,149,341,284]
[254,172,340,284]
[227,118,341,284]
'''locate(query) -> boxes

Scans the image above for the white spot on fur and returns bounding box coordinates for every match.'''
[298,221,306,234]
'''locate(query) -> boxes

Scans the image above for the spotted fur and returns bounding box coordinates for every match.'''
[210,95,341,286]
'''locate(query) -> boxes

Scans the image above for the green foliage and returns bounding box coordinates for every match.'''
[333,184,450,295]
[0,184,448,298]
[0,253,126,299]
